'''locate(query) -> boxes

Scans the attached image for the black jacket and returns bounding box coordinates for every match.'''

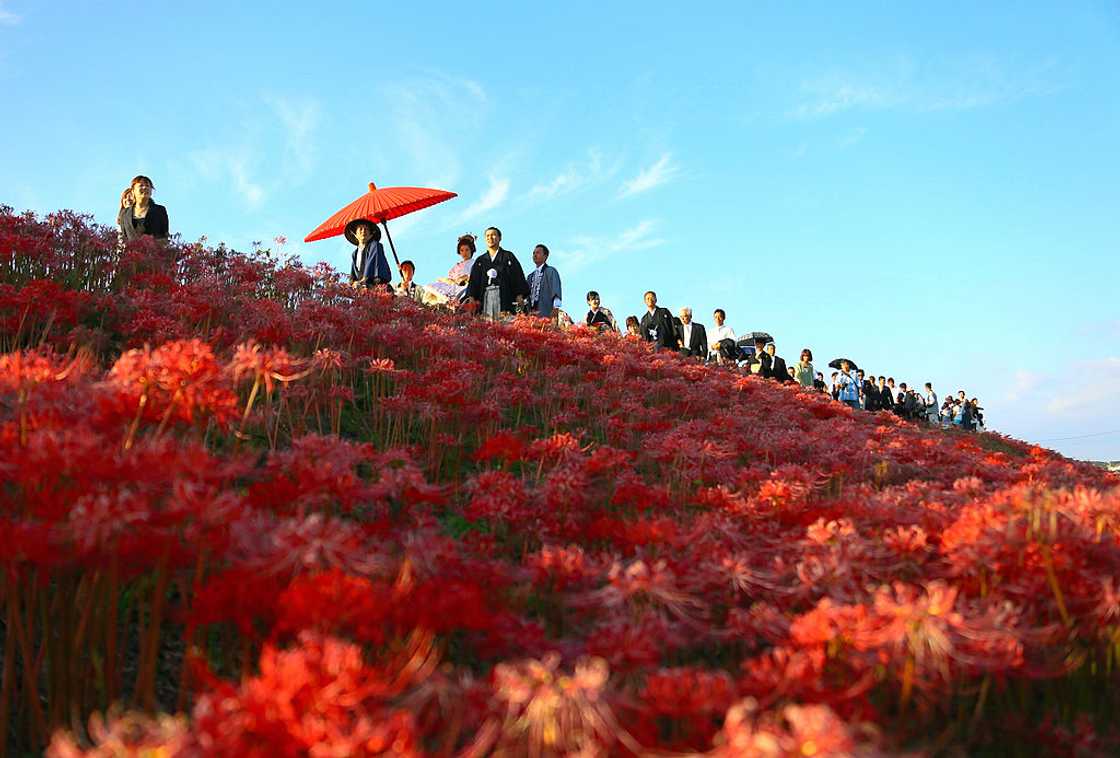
[117,202,169,242]
[678,321,708,358]
[465,248,530,313]
[640,307,677,349]
[862,380,878,410]
[769,355,791,382]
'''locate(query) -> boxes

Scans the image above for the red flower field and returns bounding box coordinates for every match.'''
[2,206,1119,757]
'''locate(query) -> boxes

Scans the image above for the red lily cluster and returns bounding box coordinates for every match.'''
[1,205,1118,756]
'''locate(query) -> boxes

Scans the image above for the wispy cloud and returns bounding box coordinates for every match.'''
[381,75,488,189]
[618,154,679,199]
[559,219,665,271]
[837,127,868,148]
[190,147,265,210]
[458,175,510,222]
[1045,358,1120,417]
[265,95,320,182]
[789,56,1063,120]
[0,2,20,25]
[1003,369,1043,404]
[528,148,619,201]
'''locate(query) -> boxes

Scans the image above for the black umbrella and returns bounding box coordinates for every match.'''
[744,331,773,344]
[828,358,859,371]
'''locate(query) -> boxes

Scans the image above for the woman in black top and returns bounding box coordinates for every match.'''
[117,175,169,242]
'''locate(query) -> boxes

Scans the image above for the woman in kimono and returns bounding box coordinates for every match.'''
[424,233,477,305]
[584,291,618,332]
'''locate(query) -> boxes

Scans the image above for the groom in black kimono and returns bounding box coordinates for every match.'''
[639,291,677,351]
[465,226,529,314]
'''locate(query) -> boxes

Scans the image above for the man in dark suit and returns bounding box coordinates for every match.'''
[860,370,878,410]
[877,376,893,412]
[639,291,677,350]
[464,226,530,315]
[763,342,790,382]
[754,338,771,376]
[676,307,708,359]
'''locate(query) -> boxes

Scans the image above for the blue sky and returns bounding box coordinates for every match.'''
[2,1,1118,460]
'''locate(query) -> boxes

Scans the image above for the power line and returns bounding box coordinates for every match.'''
[1035,429,1120,443]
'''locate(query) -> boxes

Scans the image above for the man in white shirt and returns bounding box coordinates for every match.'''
[924,382,939,424]
[708,308,736,364]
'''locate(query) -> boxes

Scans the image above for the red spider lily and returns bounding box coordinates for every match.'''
[473,430,527,464]
[574,559,708,626]
[640,667,737,749]
[108,338,238,438]
[584,612,683,672]
[709,698,879,758]
[46,710,189,758]
[466,470,532,524]
[471,653,640,757]
[227,340,307,393]
[7,206,1120,756]
[188,632,431,757]
[228,513,393,579]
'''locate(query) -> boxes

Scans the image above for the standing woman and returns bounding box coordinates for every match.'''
[117,175,169,243]
[794,348,815,388]
[116,187,133,248]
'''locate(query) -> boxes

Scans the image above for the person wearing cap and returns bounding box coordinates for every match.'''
[347,219,391,289]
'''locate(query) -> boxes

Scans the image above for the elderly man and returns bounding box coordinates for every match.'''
[763,342,790,383]
[676,307,708,359]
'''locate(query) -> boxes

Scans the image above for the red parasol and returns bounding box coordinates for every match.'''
[303,181,457,267]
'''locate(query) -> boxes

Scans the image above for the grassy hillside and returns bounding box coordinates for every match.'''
[2,206,1118,757]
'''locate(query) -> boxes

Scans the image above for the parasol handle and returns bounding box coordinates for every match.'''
[381,220,402,271]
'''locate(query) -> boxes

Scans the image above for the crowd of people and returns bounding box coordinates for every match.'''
[114,175,986,432]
